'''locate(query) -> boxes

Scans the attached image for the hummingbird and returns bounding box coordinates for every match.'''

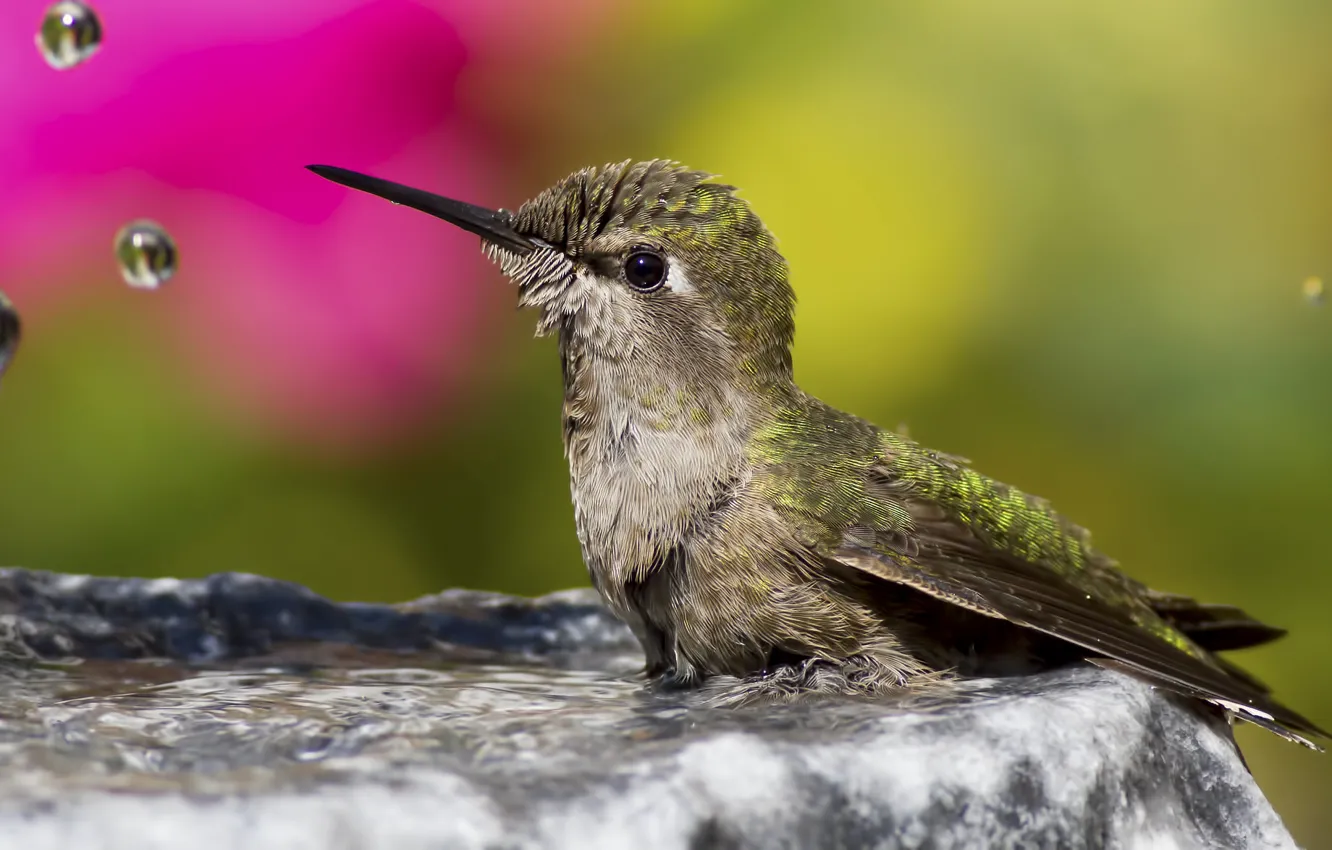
[308,160,1327,748]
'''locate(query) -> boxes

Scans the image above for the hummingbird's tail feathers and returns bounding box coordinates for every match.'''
[1145,593,1288,653]
[1089,657,1327,751]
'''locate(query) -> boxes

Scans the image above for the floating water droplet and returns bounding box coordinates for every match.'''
[35,1,102,70]
[1303,276,1324,306]
[114,220,178,290]
[0,291,19,382]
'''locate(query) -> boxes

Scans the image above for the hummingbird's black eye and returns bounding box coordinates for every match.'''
[623,250,667,292]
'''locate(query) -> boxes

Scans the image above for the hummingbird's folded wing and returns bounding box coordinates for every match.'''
[825,452,1328,748]
[831,535,1326,747]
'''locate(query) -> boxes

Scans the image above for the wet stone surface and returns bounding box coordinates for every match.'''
[0,568,1297,849]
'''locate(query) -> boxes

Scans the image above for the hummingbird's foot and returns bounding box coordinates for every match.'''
[695,654,955,708]
[652,665,703,692]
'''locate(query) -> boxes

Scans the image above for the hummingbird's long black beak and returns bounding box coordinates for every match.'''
[306,165,535,255]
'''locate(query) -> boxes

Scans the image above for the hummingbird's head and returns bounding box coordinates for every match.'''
[307,161,796,389]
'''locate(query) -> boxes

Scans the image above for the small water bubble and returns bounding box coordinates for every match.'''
[1303,276,1325,306]
[0,291,19,381]
[114,220,178,289]
[35,1,102,70]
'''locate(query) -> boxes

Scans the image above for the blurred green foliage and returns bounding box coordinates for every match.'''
[2,0,1330,840]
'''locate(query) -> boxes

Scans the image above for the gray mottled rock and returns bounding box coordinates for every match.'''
[0,568,1298,849]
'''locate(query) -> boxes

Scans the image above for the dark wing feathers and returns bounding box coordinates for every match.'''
[825,530,1326,751]
[1211,658,1274,696]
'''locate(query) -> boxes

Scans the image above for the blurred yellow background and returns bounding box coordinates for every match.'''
[1,0,1329,840]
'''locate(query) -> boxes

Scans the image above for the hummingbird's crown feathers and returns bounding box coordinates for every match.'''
[511,160,738,254]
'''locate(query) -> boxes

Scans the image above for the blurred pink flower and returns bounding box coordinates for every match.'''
[0,0,608,444]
